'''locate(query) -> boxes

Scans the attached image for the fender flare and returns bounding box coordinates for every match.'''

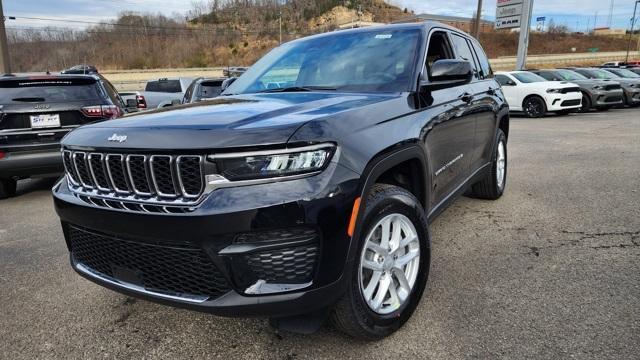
[346,142,430,262]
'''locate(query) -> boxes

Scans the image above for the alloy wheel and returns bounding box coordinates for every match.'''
[496,140,506,190]
[359,213,420,315]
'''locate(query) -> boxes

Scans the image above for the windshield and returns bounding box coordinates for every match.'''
[584,69,619,80]
[224,28,421,95]
[512,72,546,83]
[610,69,640,78]
[556,69,588,81]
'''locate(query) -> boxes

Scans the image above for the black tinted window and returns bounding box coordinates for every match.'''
[145,80,182,93]
[450,34,479,76]
[471,40,492,79]
[0,79,101,103]
[199,81,223,98]
[495,74,512,86]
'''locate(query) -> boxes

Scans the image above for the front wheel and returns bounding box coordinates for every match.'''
[523,96,547,118]
[331,184,430,340]
[469,129,507,200]
[577,93,592,113]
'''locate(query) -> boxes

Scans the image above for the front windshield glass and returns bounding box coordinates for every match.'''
[589,69,619,79]
[611,68,640,78]
[556,69,588,81]
[512,72,546,83]
[224,28,421,95]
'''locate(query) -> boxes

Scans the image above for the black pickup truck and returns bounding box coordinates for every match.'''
[0,74,126,198]
[53,23,509,339]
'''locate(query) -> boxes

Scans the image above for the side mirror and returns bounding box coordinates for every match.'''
[421,59,473,91]
[505,80,516,86]
[171,99,181,106]
[125,99,137,108]
[221,77,237,92]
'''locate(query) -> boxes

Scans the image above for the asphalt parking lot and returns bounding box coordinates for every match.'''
[1,108,639,359]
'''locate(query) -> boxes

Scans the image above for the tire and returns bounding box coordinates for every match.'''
[522,95,547,118]
[577,93,592,113]
[0,178,17,199]
[331,184,430,340]
[595,106,611,111]
[469,129,507,200]
[555,110,571,116]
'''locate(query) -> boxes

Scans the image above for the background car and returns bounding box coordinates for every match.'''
[529,68,623,112]
[568,68,640,107]
[61,64,99,75]
[182,77,225,104]
[494,71,582,117]
[222,66,248,77]
[0,74,126,198]
[120,77,193,109]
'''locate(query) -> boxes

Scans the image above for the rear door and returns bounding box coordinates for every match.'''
[0,77,105,151]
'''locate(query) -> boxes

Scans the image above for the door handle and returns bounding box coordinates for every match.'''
[459,92,473,103]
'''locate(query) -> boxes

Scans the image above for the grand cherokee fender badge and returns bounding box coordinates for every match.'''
[435,153,464,176]
[107,133,127,143]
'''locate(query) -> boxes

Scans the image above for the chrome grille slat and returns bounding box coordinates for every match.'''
[88,153,111,192]
[63,149,205,209]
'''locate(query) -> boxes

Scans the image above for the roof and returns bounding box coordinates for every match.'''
[0,73,101,81]
[394,13,494,25]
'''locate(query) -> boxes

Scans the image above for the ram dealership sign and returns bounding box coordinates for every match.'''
[495,0,524,29]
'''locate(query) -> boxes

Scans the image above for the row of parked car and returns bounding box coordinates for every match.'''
[495,66,640,117]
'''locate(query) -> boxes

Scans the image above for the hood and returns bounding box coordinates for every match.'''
[62,92,398,150]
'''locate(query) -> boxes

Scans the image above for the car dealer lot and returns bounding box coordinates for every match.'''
[1,109,639,359]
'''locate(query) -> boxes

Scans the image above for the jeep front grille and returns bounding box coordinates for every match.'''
[63,149,204,205]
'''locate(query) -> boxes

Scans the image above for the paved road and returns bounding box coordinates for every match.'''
[1,109,639,359]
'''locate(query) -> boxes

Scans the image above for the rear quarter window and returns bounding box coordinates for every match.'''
[145,80,182,93]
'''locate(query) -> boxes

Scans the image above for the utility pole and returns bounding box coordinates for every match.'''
[278,10,282,45]
[0,0,11,74]
[626,0,639,63]
[473,0,483,38]
[516,0,534,70]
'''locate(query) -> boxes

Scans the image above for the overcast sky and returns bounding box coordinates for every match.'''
[4,0,638,31]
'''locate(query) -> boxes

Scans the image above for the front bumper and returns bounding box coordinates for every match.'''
[589,89,625,107]
[53,162,361,317]
[544,92,583,111]
[623,87,640,105]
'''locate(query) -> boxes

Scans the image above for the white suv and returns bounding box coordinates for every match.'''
[495,71,582,117]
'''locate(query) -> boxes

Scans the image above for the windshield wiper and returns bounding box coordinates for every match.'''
[256,86,337,93]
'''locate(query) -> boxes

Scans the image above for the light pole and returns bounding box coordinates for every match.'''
[626,0,639,63]
[0,0,11,74]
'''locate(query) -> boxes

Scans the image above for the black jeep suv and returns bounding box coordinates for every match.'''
[53,23,509,339]
[0,74,126,198]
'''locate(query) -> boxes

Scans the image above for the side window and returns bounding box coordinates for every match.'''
[450,34,479,78]
[495,74,513,86]
[425,31,455,77]
[183,81,195,103]
[470,39,493,79]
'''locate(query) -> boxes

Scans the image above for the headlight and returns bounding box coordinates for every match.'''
[208,144,335,181]
[546,88,562,93]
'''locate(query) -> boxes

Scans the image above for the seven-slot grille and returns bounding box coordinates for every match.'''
[63,149,204,201]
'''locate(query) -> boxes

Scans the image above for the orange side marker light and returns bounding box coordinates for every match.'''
[347,197,361,237]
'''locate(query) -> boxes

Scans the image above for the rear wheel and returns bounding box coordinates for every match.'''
[577,93,592,113]
[523,96,547,118]
[331,184,430,340]
[0,178,17,199]
[469,129,507,200]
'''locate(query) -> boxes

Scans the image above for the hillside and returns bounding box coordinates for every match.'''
[6,1,637,72]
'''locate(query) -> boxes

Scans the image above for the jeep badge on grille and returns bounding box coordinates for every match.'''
[107,133,127,143]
